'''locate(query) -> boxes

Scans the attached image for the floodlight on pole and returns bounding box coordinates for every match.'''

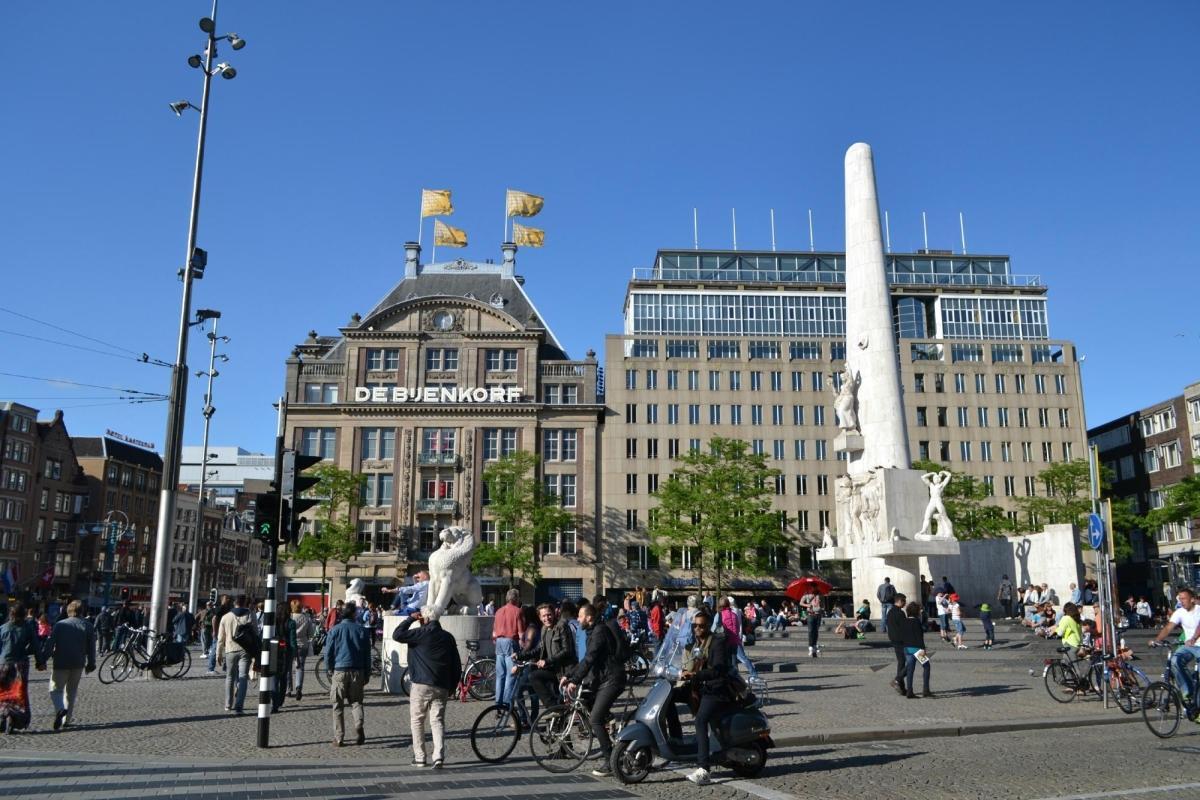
[169,100,198,116]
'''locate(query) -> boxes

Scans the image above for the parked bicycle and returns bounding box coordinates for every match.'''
[1142,641,1200,738]
[1042,645,1143,713]
[98,624,191,683]
[400,638,495,701]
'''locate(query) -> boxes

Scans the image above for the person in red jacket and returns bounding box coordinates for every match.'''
[648,601,665,643]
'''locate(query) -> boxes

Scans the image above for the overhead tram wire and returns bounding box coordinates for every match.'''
[0,329,173,367]
[0,306,172,366]
[0,371,169,399]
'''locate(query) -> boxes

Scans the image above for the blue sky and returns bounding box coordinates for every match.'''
[2,1,1197,454]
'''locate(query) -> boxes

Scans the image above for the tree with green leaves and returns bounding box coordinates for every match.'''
[646,436,788,596]
[911,459,1011,539]
[1143,457,1200,542]
[471,450,573,587]
[289,463,364,612]
[1016,458,1094,529]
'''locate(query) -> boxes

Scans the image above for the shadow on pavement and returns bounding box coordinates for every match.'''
[932,684,1028,698]
[791,750,922,772]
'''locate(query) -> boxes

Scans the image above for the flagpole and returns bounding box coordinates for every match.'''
[503,190,509,243]
[808,209,814,252]
[692,208,699,250]
[432,221,437,265]
[418,194,424,246]
[731,208,737,251]
[770,208,776,252]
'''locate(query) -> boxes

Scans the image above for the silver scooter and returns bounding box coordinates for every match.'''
[610,640,773,784]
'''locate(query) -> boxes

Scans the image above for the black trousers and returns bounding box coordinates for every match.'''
[807,615,821,649]
[695,694,732,769]
[588,678,625,757]
[528,669,558,711]
[893,644,906,683]
[1001,598,1013,618]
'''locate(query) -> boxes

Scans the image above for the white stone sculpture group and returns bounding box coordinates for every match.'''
[425,525,483,621]
[835,470,889,547]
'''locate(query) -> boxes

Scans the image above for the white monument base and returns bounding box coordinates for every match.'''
[381,613,495,695]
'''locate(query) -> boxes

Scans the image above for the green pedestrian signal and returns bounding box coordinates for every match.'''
[254,492,287,545]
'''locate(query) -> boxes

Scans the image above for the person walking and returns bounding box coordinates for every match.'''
[392,607,461,768]
[718,597,758,676]
[901,602,933,698]
[885,593,908,695]
[95,606,114,656]
[42,600,96,730]
[272,605,294,712]
[562,602,627,778]
[980,603,995,649]
[491,589,526,708]
[876,578,896,634]
[949,594,967,649]
[290,600,314,701]
[0,603,38,732]
[215,595,255,714]
[325,601,372,746]
[208,596,230,675]
[800,590,823,659]
[324,599,344,632]
[997,574,1014,619]
[171,602,194,645]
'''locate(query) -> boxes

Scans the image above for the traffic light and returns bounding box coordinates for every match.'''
[254,492,288,545]
[120,587,130,602]
[283,450,322,545]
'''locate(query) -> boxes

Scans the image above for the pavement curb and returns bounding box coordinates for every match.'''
[774,712,1141,747]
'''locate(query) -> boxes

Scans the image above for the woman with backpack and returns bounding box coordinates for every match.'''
[717,597,758,678]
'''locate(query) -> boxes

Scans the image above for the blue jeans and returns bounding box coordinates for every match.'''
[292,650,307,692]
[734,640,757,677]
[208,638,218,672]
[494,637,516,705]
[224,651,250,711]
[1170,645,1200,700]
[904,648,930,695]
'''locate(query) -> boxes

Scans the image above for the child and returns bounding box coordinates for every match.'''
[949,593,967,649]
[979,602,995,650]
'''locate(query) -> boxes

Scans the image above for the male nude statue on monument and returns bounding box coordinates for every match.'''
[832,366,861,432]
[915,471,954,540]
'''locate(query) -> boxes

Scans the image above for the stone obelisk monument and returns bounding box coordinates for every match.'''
[818,143,959,607]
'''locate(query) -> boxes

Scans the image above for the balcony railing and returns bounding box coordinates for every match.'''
[539,363,588,377]
[416,499,458,514]
[418,452,459,466]
[631,265,1042,288]
[298,362,345,377]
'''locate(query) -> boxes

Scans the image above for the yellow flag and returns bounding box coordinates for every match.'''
[506,189,544,218]
[421,189,454,218]
[512,222,545,248]
[434,219,468,248]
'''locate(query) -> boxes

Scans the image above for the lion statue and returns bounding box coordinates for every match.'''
[426,526,483,620]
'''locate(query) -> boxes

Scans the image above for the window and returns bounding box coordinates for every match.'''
[300,428,337,459]
[980,441,992,462]
[771,405,784,425]
[729,371,741,391]
[750,405,763,425]
[1035,374,1047,394]
[934,374,945,393]
[667,404,679,425]
[816,475,829,496]
[625,404,637,424]
[483,428,517,460]
[543,384,560,404]
[757,545,789,571]
[425,348,459,371]
[957,407,969,427]
[1037,408,1049,428]
[917,441,930,461]
[954,373,966,393]
[361,474,393,506]
[647,404,659,424]
[960,441,972,462]
[796,510,809,531]
[773,440,785,460]
[420,428,455,456]
[916,407,928,427]
[751,439,765,455]
[545,474,576,507]
[708,370,720,391]
[1056,375,1068,395]
[625,509,639,531]
[995,374,1007,394]
[644,369,659,390]
[366,348,400,370]
[667,370,679,390]
[1018,408,1030,428]
[794,440,806,460]
[647,439,659,459]
[1015,374,1027,394]
[485,349,519,371]
[304,383,339,403]
[795,474,808,495]
[689,438,701,453]
[750,372,762,391]
[687,370,700,391]
[626,546,659,570]
[977,407,990,428]
[815,440,827,460]
[936,407,948,427]
[647,474,660,493]
[362,427,397,460]
[668,439,680,459]
[1025,476,1037,496]
[1041,442,1054,462]
[770,371,783,391]
[1001,442,1012,462]
[730,405,742,425]
[543,430,576,462]
[1022,442,1033,462]
[975,374,987,394]
[997,407,1010,428]
[1062,442,1074,461]
[626,438,637,459]
[811,371,824,392]
[914,374,925,393]
[688,405,701,425]
[813,406,826,426]
[625,369,637,390]
[1058,408,1070,428]
[626,474,638,494]
[709,405,721,425]
[1004,476,1016,497]
[792,405,805,426]
[939,441,951,461]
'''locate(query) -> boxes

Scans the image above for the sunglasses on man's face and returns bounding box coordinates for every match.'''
[692,623,707,629]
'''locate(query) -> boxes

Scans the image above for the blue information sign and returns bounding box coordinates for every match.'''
[1087,513,1105,550]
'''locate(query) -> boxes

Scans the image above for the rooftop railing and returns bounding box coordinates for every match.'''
[631,266,1042,288]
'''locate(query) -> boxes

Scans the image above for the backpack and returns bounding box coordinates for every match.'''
[608,620,632,665]
[231,614,260,654]
[881,583,896,603]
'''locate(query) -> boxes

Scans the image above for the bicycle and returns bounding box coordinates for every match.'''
[529,683,596,774]
[400,638,495,701]
[1142,642,1200,739]
[312,637,383,691]
[99,625,191,683]
[470,660,539,763]
[1042,645,1138,712]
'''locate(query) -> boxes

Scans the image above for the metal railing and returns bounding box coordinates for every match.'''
[298,362,345,376]
[417,452,459,466]
[539,363,588,377]
[416,499,458,514]
[631,267,1042,288]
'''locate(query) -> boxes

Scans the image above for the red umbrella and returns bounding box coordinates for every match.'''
[786,577,833,601]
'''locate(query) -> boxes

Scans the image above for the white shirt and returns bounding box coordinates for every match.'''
[1169,605,1200,642]
[1025,589,1041,606]
[949,602,962,621]
[1136,601,1152,617]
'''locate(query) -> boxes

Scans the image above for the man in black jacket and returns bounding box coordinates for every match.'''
[683,609,733,786]
[517,603,577,710]
[393,608,462,768]
[885,592,908,695]
[562,603,625,778]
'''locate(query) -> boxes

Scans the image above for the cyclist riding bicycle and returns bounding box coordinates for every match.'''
[516,603,577,711]
[1152,587,1200,707]
[561,601,626,778]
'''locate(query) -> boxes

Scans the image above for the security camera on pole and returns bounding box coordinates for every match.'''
[147,1,246,646]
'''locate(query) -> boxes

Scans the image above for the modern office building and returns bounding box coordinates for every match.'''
[603,248,1088,595]
[179,445,274,508]
[1089,380,1200,590]
[280,243,604,604]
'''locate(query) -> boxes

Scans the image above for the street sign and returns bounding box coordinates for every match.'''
[1088,513,1105,550]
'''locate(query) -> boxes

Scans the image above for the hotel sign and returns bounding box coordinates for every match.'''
[353,386,523,403]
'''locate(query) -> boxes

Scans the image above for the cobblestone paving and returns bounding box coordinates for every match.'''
[0,621,1186,798]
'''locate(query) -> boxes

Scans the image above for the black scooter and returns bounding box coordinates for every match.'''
[610,652,773,784]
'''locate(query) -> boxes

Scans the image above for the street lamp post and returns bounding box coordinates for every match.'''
[187,315,229,614]
[101,510,131,610]
[149,1,245,638]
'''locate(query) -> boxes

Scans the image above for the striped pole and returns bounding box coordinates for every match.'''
[257,396,286,747]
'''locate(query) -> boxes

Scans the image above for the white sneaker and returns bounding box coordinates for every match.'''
[687,767,711,785]
[957,645,968,650]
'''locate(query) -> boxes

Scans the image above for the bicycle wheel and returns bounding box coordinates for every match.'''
[400,667,412,696]
[312,657,330,691]
[159,647,192,680]
[107,652,135,684]
[465,658,496,701]
[471,704,521,763]
[530,705,592,774]
[1044,662,1077,703]
[97,651,122,685]
[1142,681,1182,739]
